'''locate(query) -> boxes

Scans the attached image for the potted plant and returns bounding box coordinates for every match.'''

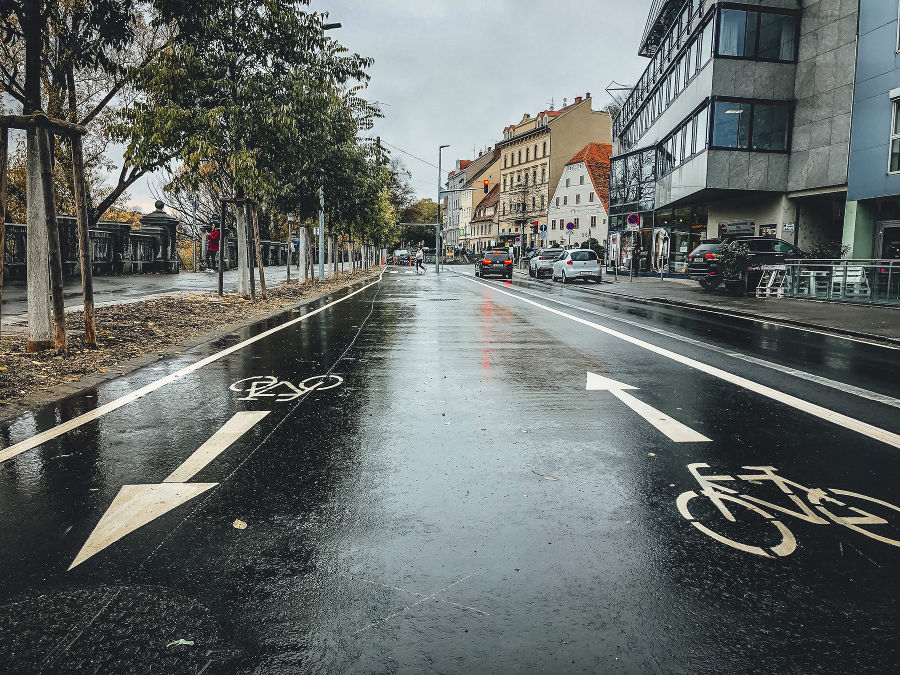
[718,241,751,295]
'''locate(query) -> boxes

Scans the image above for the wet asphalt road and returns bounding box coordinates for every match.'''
[1,266,899,673]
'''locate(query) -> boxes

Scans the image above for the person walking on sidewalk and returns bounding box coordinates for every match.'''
[415,245,425,273]
[206,224,221,271]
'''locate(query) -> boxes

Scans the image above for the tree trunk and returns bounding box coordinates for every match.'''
[0,127,7,342]
[71,134,96,345]
[235,202,250,298]
[36,127,66,352]
[252,205,266,299]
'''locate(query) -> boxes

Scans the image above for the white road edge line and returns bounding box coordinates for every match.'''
[471,273,900,409]
[463,276,900,450]
[0,272,385,465]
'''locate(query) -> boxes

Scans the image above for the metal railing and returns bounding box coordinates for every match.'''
[782,259,900,306]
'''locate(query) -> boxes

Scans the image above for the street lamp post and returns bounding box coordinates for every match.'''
[437,144,449,274]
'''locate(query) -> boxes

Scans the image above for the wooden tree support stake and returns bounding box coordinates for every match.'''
[218,201,227,296]
[71,134,96,345]
[252,206,266,299]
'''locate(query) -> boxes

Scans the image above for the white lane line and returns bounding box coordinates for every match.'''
[0,272,384,465]
[586,372,710,442]
[164,411,270,483]
[473,276,900,409]
[462,276,900,450]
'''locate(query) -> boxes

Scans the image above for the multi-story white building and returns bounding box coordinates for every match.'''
[547,142,612,248]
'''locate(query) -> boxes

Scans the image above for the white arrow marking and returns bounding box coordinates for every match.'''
[69,411,269,570]
[586,372,711,443]
[165,411,269,483]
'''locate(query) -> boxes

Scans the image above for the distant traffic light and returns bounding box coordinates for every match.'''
[483,180,489,194]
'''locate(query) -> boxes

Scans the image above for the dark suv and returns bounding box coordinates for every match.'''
[475,250,513,279]
[687,237,802,290]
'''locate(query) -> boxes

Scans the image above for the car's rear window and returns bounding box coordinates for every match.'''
[486,252,508,260]
[540,250,563,257]
[690,243,719,255]
[570,251,597,261]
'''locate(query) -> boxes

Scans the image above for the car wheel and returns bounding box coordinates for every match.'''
[507,272,512,279]
[475,269,480,277]
[561,271,569,284]
[699,278,720,291]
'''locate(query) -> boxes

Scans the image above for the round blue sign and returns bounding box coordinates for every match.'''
[627,213,640,226]
[539,224,547,232]
[566,222,575,231]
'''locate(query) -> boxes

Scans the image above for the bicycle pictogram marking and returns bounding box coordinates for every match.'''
[229,375,343,403]
[677,463,900,558]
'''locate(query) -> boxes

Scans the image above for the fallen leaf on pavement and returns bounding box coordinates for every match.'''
[233,519,247,530]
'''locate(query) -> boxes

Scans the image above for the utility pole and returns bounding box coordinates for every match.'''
[318,185,325,282]
[437,144,448,273]
[192,194,198,272]
[286,213,293,281]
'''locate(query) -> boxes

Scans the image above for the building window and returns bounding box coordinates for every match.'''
[712,101,751,148]
[711,99,790,151]
[518,150,521,163]
[556,197,560,206]
[890,100,900,173]
[503,177,506,191]
[534,144,538,158]
[574,218,579,229]
[532,197,536,210]
[532,170,537,183]
[591,215,597,228]
[552,220,557,229]
[563,196,568,206]
[541,195,545,208]
[718,8,797,62]
[504,155,508,168]
[543,141,547,156]
[541,166,546,183]
[589,192,594,202]
[565,178,570,187]
[576,193,581,205]
[580,175,585,185]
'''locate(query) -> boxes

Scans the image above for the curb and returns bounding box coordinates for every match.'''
[509,268,899,347]
[591,289,900,348]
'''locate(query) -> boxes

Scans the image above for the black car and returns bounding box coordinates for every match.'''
[475,250,513,279]
[687,237,802,290]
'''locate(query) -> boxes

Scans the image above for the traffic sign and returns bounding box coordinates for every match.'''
[539,224,547,232]
[515,237,521,243]
[627,213,640,227]
[566,222,575,231]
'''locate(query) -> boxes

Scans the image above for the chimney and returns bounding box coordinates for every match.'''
[478,151,482,157]
[575,96,583,104]
[586,92,591,98]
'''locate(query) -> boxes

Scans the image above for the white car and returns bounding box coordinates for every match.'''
[528,248,564,278]
[552,249,602,283]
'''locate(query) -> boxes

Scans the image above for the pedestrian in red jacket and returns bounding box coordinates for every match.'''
[206,225,221,271]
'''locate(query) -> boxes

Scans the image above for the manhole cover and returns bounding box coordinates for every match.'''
[0,585,240,673]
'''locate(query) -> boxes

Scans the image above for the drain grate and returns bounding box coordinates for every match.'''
[427,298,460,301]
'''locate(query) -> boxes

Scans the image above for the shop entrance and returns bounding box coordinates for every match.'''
[875,221,900,259]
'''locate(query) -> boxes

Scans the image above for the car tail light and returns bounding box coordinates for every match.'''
[709,270,716,275]
[504,260,512,265]
[482,259,491,265]
[704,253,717,259]
[539,256,548,260]
[566,260,573,265]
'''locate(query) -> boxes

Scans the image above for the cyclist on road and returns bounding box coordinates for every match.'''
[415,245,425,273]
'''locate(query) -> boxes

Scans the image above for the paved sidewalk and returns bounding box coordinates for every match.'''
[1,263,352,328]
[513,268,900,344]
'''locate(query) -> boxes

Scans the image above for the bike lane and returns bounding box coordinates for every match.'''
[450,272,900,673]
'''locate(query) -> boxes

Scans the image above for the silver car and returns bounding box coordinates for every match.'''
[552,249,602,283]
[528,248,564,278]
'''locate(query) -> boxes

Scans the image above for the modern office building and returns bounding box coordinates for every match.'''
[845,1,900,260]
[609,0,858,273]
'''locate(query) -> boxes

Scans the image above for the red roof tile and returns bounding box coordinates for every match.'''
[565,142,612,212]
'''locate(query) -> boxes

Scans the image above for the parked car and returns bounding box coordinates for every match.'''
[529,248,564,278]
[687,237,802,290]
[475,250,513,279]
[551,249,602,283]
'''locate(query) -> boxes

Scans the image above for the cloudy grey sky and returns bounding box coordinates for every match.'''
[129,0,652,211]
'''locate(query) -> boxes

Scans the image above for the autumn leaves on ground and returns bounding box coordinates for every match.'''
[0,270,379,412]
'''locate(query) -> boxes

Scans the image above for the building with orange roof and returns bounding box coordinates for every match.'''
[469,183,501,253]
[547,142,612,248]
[495,94,612,254]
